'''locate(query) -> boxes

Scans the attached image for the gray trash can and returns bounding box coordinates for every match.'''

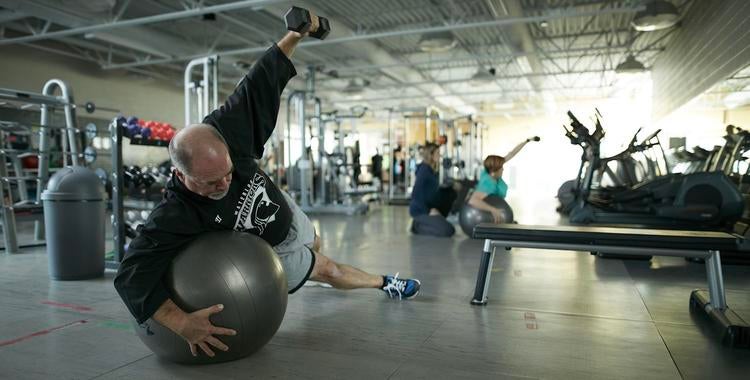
[42,166,106,280]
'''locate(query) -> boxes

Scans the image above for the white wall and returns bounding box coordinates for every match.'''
[0,45,185,166]
[0,45,185,123]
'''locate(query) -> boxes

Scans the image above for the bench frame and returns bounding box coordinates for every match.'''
[470,237,750,347]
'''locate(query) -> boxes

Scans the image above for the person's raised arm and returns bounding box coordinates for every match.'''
[504,136,540,163]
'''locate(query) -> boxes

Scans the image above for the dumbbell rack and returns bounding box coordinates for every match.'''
[107,118,169,269]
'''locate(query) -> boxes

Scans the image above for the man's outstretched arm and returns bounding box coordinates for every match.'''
[202,15,321,159]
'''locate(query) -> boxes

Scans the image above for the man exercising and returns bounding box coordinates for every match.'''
[114,16,420,359]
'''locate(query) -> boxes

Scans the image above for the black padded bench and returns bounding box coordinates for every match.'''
[470,223,750,348]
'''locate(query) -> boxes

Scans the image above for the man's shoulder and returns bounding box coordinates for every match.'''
[145,192,203,231]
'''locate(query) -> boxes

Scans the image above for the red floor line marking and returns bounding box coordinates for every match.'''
[41,300,93,312]
[0,320,88,347]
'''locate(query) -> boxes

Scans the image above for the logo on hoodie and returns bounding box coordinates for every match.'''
[233,173,279,234]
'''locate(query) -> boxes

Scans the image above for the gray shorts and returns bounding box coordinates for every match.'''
[273,192,316,293]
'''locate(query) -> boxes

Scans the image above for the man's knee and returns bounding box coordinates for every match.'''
[313,234,321,253]
[310,253,341,282]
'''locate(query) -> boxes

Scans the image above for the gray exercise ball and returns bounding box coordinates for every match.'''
[133,231,288,364]
[459,195,514,236]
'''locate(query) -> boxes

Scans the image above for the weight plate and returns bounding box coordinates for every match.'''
[84,146,97,164]
[85,123,98,139]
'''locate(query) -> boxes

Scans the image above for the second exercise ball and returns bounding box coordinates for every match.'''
[459,195,514,236]
[133,231,288,364]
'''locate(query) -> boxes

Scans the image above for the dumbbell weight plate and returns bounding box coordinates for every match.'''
[85,123,98,139]
[83,146,97,164]
[84,102,96,114]
[284,6,312,34]
[126,210,138,222]
[309,16,331,39]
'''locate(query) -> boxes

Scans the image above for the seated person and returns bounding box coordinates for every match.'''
[409,143,456,237]
[468,137,538,223]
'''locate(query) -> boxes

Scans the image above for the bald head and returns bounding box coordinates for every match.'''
[169,124,234,200]
[169,123,229,176]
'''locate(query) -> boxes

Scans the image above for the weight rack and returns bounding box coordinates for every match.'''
[107,118,169,269]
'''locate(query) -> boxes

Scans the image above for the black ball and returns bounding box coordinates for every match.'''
[459,195,514,236]
[133,231,288,364]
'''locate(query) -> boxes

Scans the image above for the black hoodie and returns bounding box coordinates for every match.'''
[114,44,296,324]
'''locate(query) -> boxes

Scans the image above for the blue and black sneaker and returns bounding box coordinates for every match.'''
[381,273,421,300]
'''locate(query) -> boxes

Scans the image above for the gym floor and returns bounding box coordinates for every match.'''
[2,197,750,379]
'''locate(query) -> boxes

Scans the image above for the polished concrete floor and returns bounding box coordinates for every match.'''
[1,197,750,379]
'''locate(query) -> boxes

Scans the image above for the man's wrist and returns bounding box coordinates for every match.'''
[153,299,188,335]
[285,31,304,41]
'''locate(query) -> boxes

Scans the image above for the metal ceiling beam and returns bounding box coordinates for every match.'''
[499,0,544,90]
[0,0,288,46]
[364,68,617,90]
[328,85,615,104]
[262,0,448,109]
[0,0,204,59]
[214,11,335,68]
[2,21,184,79]
[102,4,645,70]
[330,45,663,73]
[11,40,175,82]
[0,8,26,24]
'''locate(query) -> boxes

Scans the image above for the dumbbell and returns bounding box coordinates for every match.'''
[126,210,139,223]
[124,166,143,187]
[141,171,156,188]
[157,162,173,177]
[527,136,541,142]
[122,166,132,187]
[284,6,331,40]
[141,127,152,139]
[442,157,452,169]
[127,123,141,138]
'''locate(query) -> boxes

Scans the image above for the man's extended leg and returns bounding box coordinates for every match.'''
[308,250,420,299]
[278,191,420,299]
[309,250,382,289]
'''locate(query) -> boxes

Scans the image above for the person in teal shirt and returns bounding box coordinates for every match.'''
[468,136,540,223]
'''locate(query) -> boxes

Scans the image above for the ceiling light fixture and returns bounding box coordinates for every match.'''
[342,78,370,94]
[615,54,647,74]
[418,31,457,52]
[632,0,680,32]
[470,68,496,84]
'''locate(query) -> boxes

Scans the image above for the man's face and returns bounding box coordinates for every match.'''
[177,151,234,200]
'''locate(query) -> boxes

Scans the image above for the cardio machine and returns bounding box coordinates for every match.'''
[562,111,745,229]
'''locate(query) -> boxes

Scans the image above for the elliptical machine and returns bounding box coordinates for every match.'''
[561,110,744,229]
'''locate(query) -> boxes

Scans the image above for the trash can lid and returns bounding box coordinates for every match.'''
[42,165,105,201]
